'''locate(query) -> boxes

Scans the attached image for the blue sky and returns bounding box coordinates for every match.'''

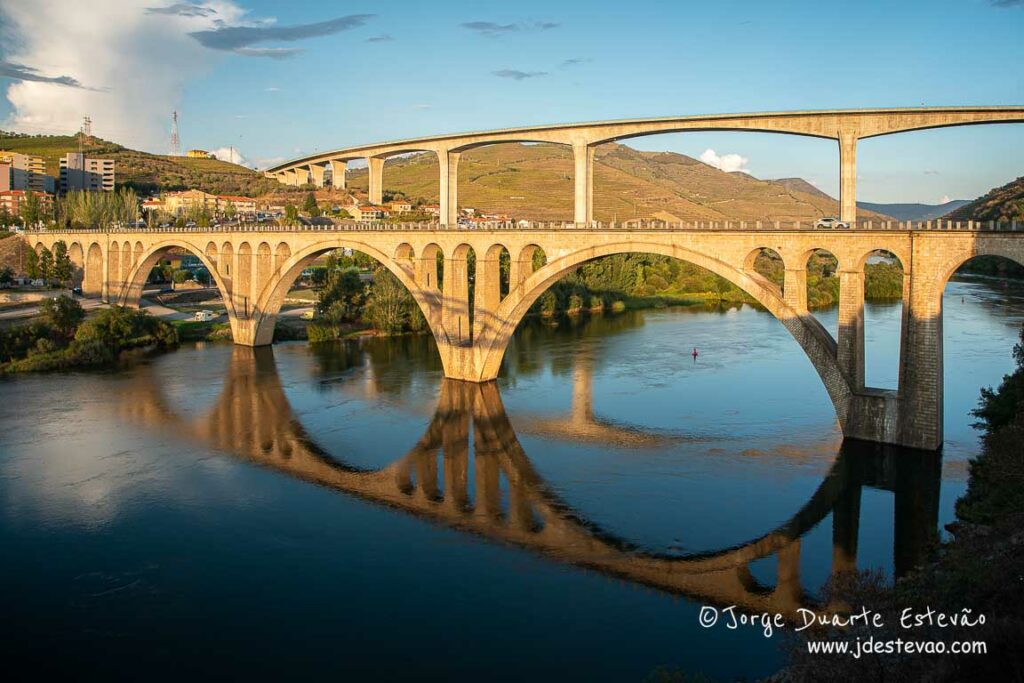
[1,0,1022,202]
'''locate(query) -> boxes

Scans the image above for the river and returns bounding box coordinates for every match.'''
[1,278,1022,680]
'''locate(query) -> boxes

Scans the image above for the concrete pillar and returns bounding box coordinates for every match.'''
[573,141,594,225]
[329,159,347,190]
[309,164,326,188]
[438,150,461,226]
[473,251,501,341]
[837,269,865,390]
[839,131,857,224]
[293,168,309,186]
[368,156,385,205]
[442,252,471,345]
[783,268,808,314]
[774,539,803,608]
[896,266,944,450]
[282,169,298,186]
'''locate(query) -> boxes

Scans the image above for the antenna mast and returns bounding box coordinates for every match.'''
[170,111,181,156]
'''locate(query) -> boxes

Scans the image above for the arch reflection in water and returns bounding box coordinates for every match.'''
[119,346,941,618]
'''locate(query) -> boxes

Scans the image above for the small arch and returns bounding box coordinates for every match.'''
[744,247,785,296]
[256,242,273,304]
[134,241,144,267]
[274,243,291,272]
[107,246,121,299]
[236,242,253,317]
[395,243,415,274]
[205,241,219,269]
[804,248,840,339]
[419,243,443,290]
[68,242,84,287]
[484,243,512,302]
[858,250,906,390]
[221,242,234,280]
[84,243,103,296]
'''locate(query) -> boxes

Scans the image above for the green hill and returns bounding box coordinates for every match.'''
[945,176,1024,223]
[345,143,892,222]
[0,131,292,198]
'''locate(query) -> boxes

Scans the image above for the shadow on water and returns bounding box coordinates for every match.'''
[119,344,942,619]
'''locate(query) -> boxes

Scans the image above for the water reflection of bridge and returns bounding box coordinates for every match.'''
[120,347,941,618]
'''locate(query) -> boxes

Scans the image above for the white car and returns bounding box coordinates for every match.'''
[193,310,216,322]
[815,217,850,229]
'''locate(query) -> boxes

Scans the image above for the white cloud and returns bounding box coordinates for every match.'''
[939,194,952,204]
[412,103,432,110]
[699,148,750,174]
[0,0,250,150]
[211,146,246,165]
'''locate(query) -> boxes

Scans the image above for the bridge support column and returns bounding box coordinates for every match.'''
[839,131,857,224]
[895,268,944,450]
[309,164,326,188]
[368,156,385,205]
[329,160,347,190]
[783,268,808,313]
[837,269,865,390]
[282,169,298,186]
[573,141,594,225]
[473,251,501,342]
[438,150,461,226]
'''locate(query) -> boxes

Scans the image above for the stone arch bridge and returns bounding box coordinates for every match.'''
[25,220,1024,451]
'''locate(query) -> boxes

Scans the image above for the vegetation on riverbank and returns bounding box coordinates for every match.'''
[786,325,1024,681]
[0,296,178,373]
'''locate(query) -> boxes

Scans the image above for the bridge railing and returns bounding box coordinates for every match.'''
[19,218,1022,235]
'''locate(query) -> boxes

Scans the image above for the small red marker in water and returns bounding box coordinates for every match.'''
[692,347,699,359]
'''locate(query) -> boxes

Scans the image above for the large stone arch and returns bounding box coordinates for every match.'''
[932,241,1024,313]
[118,239,237,322]
[474,241,853,425]
[248,239,448,355]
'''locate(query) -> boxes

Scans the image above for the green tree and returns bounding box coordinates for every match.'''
[25,248,39,279]
[0,266,13,286]
[0,206,11,227]
[222,200,237,221]
[40,295,85,339]
[172,268,192,284]
[51,241,73,286]
[316,269,365,323]
[284,204,299,225]
[363,268,409,334]
[20,191,42,227]
[303,192,320,217]
[37,247,54,282]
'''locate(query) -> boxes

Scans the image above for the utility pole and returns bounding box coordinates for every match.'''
[170,111,181,157]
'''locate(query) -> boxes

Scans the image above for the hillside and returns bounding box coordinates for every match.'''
[345,143,891,222]
[945,176,1024,223]
[859,199,971,222]
[0,131,292,198]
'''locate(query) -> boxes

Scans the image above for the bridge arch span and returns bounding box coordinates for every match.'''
[248,239,452,365]
[474,241,852,425]
[118,239,238,325]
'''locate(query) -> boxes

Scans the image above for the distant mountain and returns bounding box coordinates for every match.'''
[770,177,833,200]
[346,143,891,222]
[0,132,290,197]
[945,176,1024,223]
[857,200,971,222]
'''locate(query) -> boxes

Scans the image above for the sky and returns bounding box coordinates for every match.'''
[0,0,1022,203]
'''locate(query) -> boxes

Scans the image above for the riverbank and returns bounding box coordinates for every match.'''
[786,325,1024,681]
[0,297,178,374]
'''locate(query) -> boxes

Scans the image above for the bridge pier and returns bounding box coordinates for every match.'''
[368,156,385,205]
[839,131,858,224]
[309,163,326,188]
[329,160,347,190]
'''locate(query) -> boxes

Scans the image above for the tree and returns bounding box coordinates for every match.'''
[316,269,365,323]
[303,192,320,217]
[40,295,85,339]
[38,247,54,283]
[20,191,42,227]
[172,268,192,284]
[0,266,13,286]
[0,206,11,228]
[364,268,411,334]
[25,248,39,279]
[284,204,299,225]
[222,200,237,221]
[51,241,73,286]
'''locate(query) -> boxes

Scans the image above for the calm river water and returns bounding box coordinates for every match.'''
[1,278,1022,680]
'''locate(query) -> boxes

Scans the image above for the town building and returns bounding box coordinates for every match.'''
[346,204,388,221]
[187,149,213,159]
[422,204,441,217]
[388,199,413,214]
[157,190,257,216]
[0,190,54,218]
[0,152,49,193]
[59,153,115,192]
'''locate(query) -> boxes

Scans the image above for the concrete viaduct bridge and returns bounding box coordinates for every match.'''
[24,107,1024,451]
[114,346,941,618]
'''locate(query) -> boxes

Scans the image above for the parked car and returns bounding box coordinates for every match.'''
[815,217,850,229]
[71,286,83,296]
[300,309,315,320]
[193,310,216,322]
